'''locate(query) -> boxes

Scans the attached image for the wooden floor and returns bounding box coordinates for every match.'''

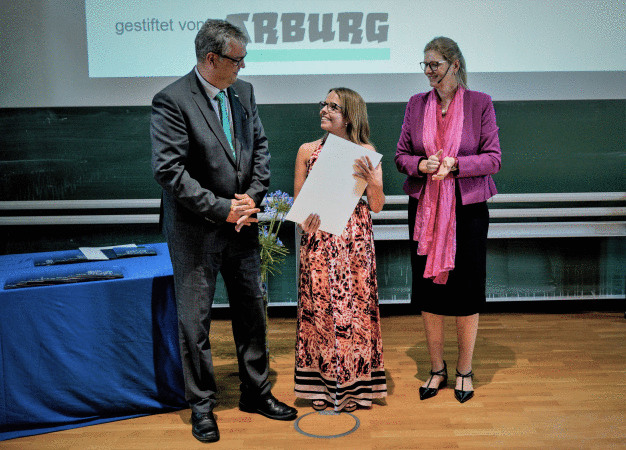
[4,312,625,449]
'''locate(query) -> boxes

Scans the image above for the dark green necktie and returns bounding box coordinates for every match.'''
[216,91,235,158]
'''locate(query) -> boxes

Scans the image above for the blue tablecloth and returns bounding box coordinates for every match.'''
[0,243,186,441]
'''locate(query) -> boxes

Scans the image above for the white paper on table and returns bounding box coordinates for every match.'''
[79,244,136,260]
[285,133,382,236]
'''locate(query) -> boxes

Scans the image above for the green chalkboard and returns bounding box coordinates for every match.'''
[1,100,624,202]
[0,107,158,201]
[494,100,625,194]
[1,100,624,304]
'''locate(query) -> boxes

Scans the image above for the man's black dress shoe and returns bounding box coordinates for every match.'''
[191,411,220,443]
[239,393,297,420]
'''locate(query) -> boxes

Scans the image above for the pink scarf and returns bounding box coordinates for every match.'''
[413,86,465,284]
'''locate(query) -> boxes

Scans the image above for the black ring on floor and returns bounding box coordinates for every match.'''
[293,410,360,439]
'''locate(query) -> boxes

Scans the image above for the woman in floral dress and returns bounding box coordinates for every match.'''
[293,87,387,412]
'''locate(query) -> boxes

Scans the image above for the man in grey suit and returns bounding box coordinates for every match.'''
[151,19,297,443]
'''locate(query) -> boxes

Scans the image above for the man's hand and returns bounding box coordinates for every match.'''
[226,193,260,232]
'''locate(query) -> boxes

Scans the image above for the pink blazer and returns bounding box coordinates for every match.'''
[395,89,501,205]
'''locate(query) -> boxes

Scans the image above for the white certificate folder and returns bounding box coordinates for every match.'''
[285,133,382,236]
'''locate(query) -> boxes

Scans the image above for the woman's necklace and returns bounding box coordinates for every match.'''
[438,84,458,116]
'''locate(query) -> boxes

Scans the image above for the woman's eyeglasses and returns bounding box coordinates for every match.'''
[319,101,343,112]
[419,60,447,71]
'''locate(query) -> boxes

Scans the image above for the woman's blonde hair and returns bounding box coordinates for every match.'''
[328,87,372,146]
[424,36,468,88]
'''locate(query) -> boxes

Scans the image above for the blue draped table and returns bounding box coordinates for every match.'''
[0,243,186,441]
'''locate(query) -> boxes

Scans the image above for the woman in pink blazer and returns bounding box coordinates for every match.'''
[395,36,501,403]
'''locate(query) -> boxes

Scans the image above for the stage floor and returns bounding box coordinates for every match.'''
[3,312,625,448]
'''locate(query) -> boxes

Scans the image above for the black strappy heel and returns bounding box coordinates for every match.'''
[419,360,448,400]
[454,369,474,403]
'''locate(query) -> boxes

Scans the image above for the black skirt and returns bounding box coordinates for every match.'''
[408,187,489,316]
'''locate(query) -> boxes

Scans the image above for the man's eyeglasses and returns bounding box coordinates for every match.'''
[217,52,246,67]
[420,60,447,72]
[319,101,343,113]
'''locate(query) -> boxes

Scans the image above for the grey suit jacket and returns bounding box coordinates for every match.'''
[151,70,270,251]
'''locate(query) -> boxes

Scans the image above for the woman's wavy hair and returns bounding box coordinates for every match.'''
[327,87,372,146]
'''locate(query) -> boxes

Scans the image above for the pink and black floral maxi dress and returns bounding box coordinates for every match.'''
[294,141,387,410]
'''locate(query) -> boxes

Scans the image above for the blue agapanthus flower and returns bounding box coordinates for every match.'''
[258,190,294,281]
